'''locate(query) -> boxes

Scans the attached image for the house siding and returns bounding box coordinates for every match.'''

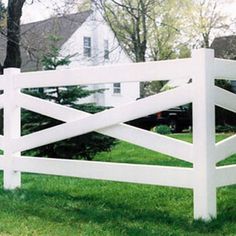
[60,10,140,107]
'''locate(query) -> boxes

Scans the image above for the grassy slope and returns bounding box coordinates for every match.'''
[0,134,236,235]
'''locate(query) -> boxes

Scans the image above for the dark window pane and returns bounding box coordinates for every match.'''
[84,37,91,57]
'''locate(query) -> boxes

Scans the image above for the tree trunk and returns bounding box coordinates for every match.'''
[0,63,3,74]
[1,0,25,135]
[4,0,25,68]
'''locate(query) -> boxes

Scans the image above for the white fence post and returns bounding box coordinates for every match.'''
[3,68,21,189]
[192,49,216,220]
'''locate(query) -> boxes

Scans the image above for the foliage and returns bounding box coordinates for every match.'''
[155,125,171,135]
[0,0,6,23]
[183,0,232,48]
[96,0,191,96]
[216,124,236,133]
[22,35,116,160]
[215,79,232,92]
[97,0,190,62]
[96,0,234,95]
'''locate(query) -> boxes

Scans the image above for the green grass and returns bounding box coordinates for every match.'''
[95,133,236,167]
[0,133,236,235]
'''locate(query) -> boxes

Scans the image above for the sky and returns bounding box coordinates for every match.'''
[2,0,73,23]
[2,0,236,24]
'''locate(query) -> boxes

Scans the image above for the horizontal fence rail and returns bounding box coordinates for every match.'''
[2,156,194,188]
[0,49,236,221]
[216,165,236,187]
[214,59,236,80]
[216,135,236,163]
[13,58,192,89]
[215,86,236,113]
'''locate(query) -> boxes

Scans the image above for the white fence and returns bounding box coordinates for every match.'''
[0,49,236,220]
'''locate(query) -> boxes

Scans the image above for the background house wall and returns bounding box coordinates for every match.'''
[0,9,140,108]
[59,10,140,107]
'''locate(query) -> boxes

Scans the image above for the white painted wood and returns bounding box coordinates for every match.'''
[14,59,192,88]
[192,49,216,220]
[101,125,193,163]
[214,86,236,163]
[14,84,193,153]
[17,93,193,163]
[13,156,194,188]
[0,155,3,170]
[215,134,236,163]
[0,78,7,90]
[215,86,236,113]
[0,94,5,108]
[17,93,90,122]
[0,49,235,220]
[214,59,236,80]
[0,135,4,150]
[216,165,236,187]
[3,68,21,189]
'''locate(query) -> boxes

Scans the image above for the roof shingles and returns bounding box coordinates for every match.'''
[211,35,236,60]
[0,10,92,71]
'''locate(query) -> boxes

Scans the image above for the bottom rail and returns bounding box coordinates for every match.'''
[216,165,236,187]
[0,156,193,188]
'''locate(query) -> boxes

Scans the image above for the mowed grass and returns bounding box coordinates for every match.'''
[0,133,236,235]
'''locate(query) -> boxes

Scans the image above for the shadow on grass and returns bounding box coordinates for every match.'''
[0,179,235,236]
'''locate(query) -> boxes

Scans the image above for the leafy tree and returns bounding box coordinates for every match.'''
[96,0,191,61]
[0,0,6,22]
[22,36,117,160]
[96,0,191,96]
[183,0,233,48]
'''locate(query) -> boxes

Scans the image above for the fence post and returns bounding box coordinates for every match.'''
[192,49,216,220]
[3,68,21,189]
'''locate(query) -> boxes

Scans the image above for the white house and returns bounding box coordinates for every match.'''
[0,7,140,107]
[59,7,140,107]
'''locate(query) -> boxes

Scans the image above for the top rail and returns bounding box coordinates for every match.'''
[214,58,236,80]
[0,55,235,90]
[0,58,192,89]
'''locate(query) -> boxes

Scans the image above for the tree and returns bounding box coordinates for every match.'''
[0,0,6,22]
[22,35,117,160]
[96,0,191,61]
[4,0,25,68]
[0,0,6,73]
[96,0,191,96]
[96,0,154,63]
[183,0,233,48]
[0,0,26,135]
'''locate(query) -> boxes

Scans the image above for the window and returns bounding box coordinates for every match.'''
[83,37,91,57]
[104,40,109,59]
[113,83,121,94]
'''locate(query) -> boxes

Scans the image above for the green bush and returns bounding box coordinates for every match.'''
[216,125,236,133]
[155,125,171,135]
[22,35,117,160]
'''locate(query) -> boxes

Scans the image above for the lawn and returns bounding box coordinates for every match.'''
[0,133,236,235]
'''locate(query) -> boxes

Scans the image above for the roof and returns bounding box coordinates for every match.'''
[0,10,93,72]
[211,35,236,60]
